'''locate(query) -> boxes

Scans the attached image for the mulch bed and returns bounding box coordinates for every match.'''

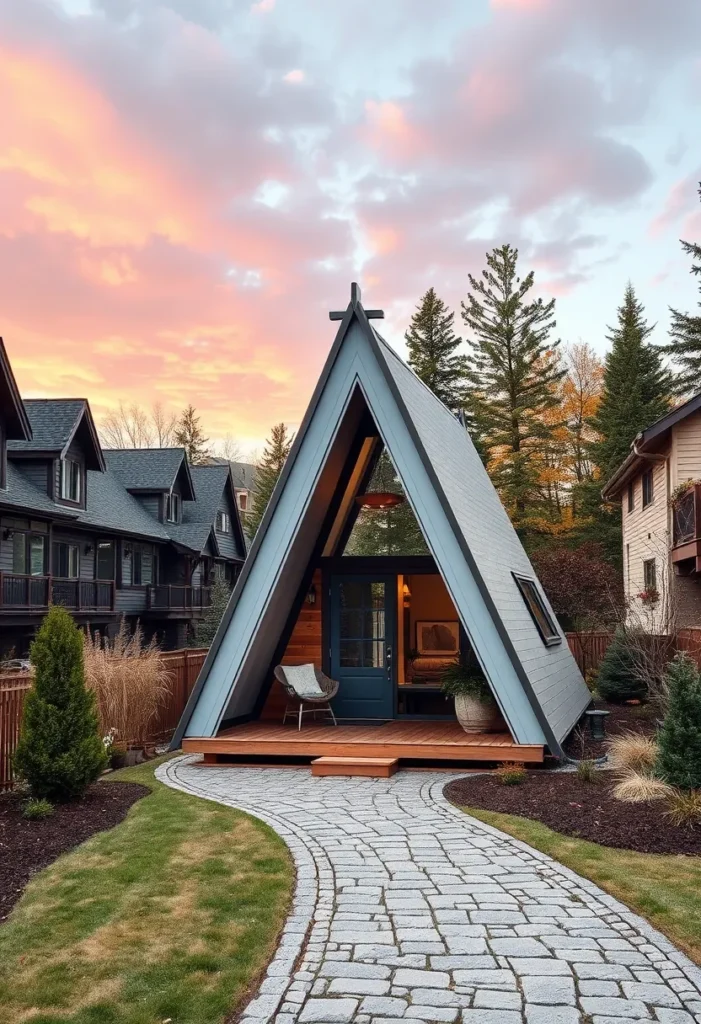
[0,781,148,922]
[563,700,659,761]
[444,772,701,856]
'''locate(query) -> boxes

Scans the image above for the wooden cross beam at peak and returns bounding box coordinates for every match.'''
[329,282,384,320]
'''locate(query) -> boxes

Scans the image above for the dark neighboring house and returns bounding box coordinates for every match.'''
[0,340,246,655]
[229,461,257,531]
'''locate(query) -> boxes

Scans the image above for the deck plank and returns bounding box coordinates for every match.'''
[182,720,544,764]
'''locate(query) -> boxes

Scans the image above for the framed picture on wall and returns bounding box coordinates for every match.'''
[416,620,460,656]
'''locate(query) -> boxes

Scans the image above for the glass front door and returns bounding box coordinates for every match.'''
[330,575,395,721]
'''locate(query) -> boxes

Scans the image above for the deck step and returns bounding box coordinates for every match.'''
[311,756,399,778]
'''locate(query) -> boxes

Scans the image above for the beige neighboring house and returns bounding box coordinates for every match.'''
[602,394,701,630]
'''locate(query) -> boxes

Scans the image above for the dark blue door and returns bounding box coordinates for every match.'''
[330,575,395,721]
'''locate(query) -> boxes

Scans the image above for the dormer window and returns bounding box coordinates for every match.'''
[166,490,181,523]
[60,458,81,503]
[216,510,231,533]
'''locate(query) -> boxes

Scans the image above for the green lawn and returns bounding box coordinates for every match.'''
[460,804,701,965]
[0,758,294,1024]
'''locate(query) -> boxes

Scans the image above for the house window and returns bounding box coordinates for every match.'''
[53,542,79,579]
[60,458,81,503]
[216,510,230,533]
[627,481,635,513]
[642,469,654,508]
[12,532,26,574]
[643,558,657,593]
[132,545,154,586]
[96,541,115,580]
[166,491,181,523]
[236,491,247,512]
[12,532,46,576]
[513,573,561,646]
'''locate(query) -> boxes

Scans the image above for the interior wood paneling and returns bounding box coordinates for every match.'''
[260,568,322,720]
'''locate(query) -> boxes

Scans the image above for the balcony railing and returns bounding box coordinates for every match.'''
[0,574,116,611]
[673,487,698,546]
[146,585,212,611]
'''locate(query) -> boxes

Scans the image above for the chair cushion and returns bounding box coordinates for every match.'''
[282,664,325,699]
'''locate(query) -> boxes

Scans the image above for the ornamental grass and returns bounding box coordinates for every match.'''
[83,620,170,748]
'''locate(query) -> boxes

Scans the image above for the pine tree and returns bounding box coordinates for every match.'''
[406,288,467,410]
[174,405,211,465]
[595,628,646,703]
[14,606,107,801]
[461,244,564,532]
[590,284,671,482]
[657,652,701,790]
[344,451,428,556]
[247,423,294,539]
[190,577,231,647]
[662,184,701,395]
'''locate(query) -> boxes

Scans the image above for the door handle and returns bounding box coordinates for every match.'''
[386,644,392,667]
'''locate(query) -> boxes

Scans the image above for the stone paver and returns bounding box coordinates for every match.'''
[158,757,701,1024]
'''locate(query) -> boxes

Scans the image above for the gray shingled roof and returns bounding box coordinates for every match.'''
[81,470,170,540]
[1,462,77,519]
[7,399,85,452]
[104,448,189,492]
[370,328,590,747]
[168,464,245,557]
[230,461,257,491]
[0,339,32,440]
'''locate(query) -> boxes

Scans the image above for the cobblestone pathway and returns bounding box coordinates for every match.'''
[158,756,701,1024]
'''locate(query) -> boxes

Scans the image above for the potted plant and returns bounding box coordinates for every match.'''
[441,662,502,733]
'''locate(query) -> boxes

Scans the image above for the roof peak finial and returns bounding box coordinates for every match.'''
[329,282,385,321]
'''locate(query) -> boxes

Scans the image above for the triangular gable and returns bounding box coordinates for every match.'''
[172,287,590,754]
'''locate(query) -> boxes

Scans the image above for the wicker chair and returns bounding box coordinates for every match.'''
[274,664,339,730]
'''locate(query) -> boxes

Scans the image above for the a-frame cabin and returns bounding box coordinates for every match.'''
[172,285,590,769]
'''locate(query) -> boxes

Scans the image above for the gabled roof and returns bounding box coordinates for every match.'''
[7,398,105,471]
[168,464,247,558]
[172,284,589,755]
[0,459,171,540]
[229,461,257,491]
[104,448,195,499]
[81,470,171,540]
[1,462,77,520]
[602,392,701,499]
[0,338,32,441]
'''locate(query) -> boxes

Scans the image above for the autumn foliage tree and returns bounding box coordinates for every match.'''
[530,543,622,632]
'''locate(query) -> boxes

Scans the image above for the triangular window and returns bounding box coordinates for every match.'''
[342,450,429,556]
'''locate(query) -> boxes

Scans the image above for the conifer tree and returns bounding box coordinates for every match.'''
[661,184,701,395]
[14,606,107,801]
[190,577,231,647]
[596,628,646,704]
[247,423,294,539]
[590,283,671,482]
[406,288,467,410]
[461,244,564,531]
[174,405,211,465]
[657,652,701,790]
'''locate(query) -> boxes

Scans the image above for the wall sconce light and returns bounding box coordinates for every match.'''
[124,544,132,557]
[2,528,12,541]
[402,582,411,608]
[84,543,93,556]
[306,583,317,606]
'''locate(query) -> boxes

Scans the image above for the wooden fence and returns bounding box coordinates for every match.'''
[0,674,33,792]
[149,648,207,743]
[565,632,614,675]
[0,648,207,792]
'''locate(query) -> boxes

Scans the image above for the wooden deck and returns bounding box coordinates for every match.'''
[182,720,544,764]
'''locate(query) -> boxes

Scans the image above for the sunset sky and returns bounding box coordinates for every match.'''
[1,0,700,456]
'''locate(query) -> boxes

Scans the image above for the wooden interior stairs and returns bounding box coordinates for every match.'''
[311,756,398,778]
